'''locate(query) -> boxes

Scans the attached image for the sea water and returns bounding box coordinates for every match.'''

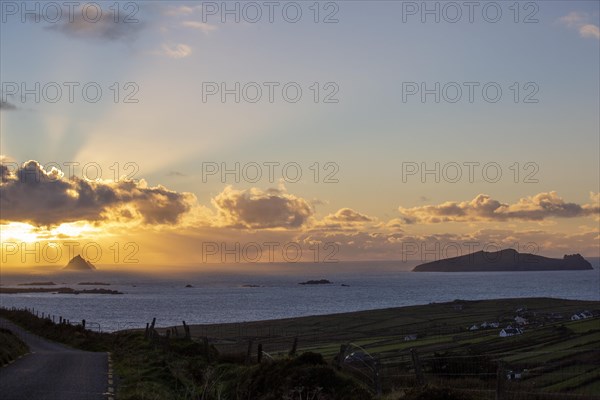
[1,266,598,332]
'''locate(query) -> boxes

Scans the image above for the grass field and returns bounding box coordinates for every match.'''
[171,297,600,398]
[2,297,598,399]
[175,297,598,352]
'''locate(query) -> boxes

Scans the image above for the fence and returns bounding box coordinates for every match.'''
[335,344,600,399]
[3,306,598,399]
[139,316,600,400]
[1,306,104,332]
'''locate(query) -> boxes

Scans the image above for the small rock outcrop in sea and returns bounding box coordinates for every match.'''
[63,255,96,271]
[298,279,333,285]
[185,284,193,288]
[78,282,110,286]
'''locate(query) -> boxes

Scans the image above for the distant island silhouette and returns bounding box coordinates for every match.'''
[18,282,56,286]
[412,249,593,272]
[299,279,333,285]
[0,287,122,295]
[78,282,110,286]
[63,255,96,271]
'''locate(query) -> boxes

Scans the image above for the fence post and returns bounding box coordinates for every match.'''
[410,348,425,386]
[144,323,150,339]
[182,321,190,340]
[289,337,298,357]
[336,344,347,368]
[496,361,506,400]
[374,360,382,397]
[82,319,86,329]
[257,343,263,364]
[149,318,156,340]
[203,337,210,362]
[245,339,254,365]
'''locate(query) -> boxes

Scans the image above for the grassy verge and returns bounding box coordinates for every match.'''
[0,327,29,366]
[0,308,375,400]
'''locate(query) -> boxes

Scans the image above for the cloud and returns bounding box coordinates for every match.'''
[325,208,373,223]
[0,161,195,227]
[0,100,17,111]
[312,208,376,231]
[298,226,600,262]
[559,12,600,40]
[2,159,598,262]
[580,24,600,39]
[182,21,217,33]
[160,43,192,58]
[211,185,313,229]
[559,11,587,28]
[164,5,197,16]
[44,8,145,42]
[386,218,412,229]
[397,192,600,224]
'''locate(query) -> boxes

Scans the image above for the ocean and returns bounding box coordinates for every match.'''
[1,264,599,332]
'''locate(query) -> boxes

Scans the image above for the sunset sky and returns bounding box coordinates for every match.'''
[1,1,599,269]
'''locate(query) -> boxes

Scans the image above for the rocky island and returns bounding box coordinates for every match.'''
[298,279,333,285]
[0,287,123,295]
[63,255,96,271]
[413,249,593,272]
[18,282,56,286]
[78,282,110,286]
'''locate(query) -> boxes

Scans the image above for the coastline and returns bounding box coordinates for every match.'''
[156,297,600,355]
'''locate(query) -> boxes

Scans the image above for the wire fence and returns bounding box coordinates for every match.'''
[334,344,600,399]
[3,306,599,399]
[205,333,600,399]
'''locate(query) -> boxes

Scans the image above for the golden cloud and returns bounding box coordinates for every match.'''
[1,161,196,227]
[398,192,600,224]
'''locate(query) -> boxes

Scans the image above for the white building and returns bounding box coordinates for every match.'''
[481,322,500,329]
[506,370,523,380]
[571,311,593,320]
[499,327,523,337]
[514,316,528,325]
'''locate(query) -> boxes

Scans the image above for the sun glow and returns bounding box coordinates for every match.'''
[0,222,38,243]
[0,221,101,244]
[50,222,99,238]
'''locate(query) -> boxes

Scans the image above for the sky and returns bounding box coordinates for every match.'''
[0,1,599,270]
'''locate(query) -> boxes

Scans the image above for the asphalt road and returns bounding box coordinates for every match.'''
[0,318,110,400]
